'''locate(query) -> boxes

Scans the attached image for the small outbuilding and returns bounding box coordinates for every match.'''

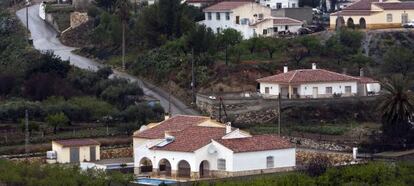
[51,139,100,163]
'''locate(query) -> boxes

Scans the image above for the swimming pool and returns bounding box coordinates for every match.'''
[135,178,177,185]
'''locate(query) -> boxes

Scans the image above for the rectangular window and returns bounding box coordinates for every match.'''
[387,13,392,22]
[402,13,408,23]
[326,87,332,94]
[207,12,211,20]
[292,3,296,8]
[285,25,289,30]
[277,3,282,9]
[225,12,230,20]
[236,16,240,24]
[216,12,221,20]
[217,159,226,170]
[258,14,264,20]
[345,86,352,94]
[216,27,221,33]
[266,156,274,168]
[273,27,278,32]
[265,87,270,94]
[263,29,267,35]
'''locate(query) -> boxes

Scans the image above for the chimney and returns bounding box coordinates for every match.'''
[226,122,232,134]
[164,113,170,121]
[359,68,364,77]
[283,64,288,73]
[312,63,317,70]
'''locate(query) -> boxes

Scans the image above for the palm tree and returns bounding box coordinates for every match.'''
[378,75,414,139]
[115,0,130,71]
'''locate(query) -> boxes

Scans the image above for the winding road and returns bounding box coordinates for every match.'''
[16,4,198,116]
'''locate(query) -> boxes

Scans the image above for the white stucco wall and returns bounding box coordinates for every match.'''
[259,0,299,9]
[201,3,272,39]
[298,81,358,97]
[194,141,234,172]
[232,148,296,171]
[367,83,381,93]
[259,83,280,95]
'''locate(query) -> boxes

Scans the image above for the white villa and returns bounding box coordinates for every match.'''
[257,63,381,99]
[259,0,299,9]
[133,115,296,179]
[200,1,303,38]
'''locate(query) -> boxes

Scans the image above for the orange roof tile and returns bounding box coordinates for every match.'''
[216,135,293,153]
[54,139,100,147]
[203,1,251,11]
[151,126,226,152]
[133,115,210,139]
[257,69,359,84]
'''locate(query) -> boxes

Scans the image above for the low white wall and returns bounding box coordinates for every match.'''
[259,83,280,95]
[232,148,295,171]
[299,82,358,97]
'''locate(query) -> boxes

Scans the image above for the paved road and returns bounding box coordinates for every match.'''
[16,4,198,116]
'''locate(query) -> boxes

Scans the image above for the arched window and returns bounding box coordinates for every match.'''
[217,159,226,170]
[266,156,274,168]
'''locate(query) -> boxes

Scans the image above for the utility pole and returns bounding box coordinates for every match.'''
[168,81,171,115]
[25,109,29,154]
[277,93,281,136]
[26,0,30,43]
[191,48,196,104]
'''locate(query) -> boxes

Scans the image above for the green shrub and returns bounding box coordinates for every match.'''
[0,100,45,122]
[68,96,117,121]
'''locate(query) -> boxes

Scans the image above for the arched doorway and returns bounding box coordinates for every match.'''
[139,157,153,174]
[158,159,171,177]
[177,160,191,178]
[335,17,345,30]
[199,160,210,178]
[347,18,355,29]
[359,18,366,29]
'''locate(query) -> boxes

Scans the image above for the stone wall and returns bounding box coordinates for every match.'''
[196,93,379,125]
[70,11,88,29]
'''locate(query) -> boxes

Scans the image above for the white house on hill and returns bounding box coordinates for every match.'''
[259,0,299,9]
[133,115,296,180]
[257,63,381,99]
[200,1,302,38]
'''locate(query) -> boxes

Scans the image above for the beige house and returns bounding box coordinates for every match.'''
[52,139,100,163]
[330,0,414,29]
[201,1,302,38]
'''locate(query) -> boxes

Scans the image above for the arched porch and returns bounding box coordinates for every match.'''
[158,158,172,177]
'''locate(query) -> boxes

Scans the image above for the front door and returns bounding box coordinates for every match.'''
[90,146,96,161]
[70,147,80,163]
[312,87,318,98]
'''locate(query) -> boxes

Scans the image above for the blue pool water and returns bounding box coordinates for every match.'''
[135,178,177,185]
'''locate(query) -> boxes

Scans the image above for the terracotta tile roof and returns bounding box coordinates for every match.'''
[358,76,379,83]
[151,126,226,152]
[331,10,372,16]
[203,1,251,11]
[345,0,377,10]
[257,69,359,84]
[216,135,293,153]
[272,17,303,25]
[374,2,414,10]
[331,0,414,16]
[54,139,100,147]
[133,115,210,139]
